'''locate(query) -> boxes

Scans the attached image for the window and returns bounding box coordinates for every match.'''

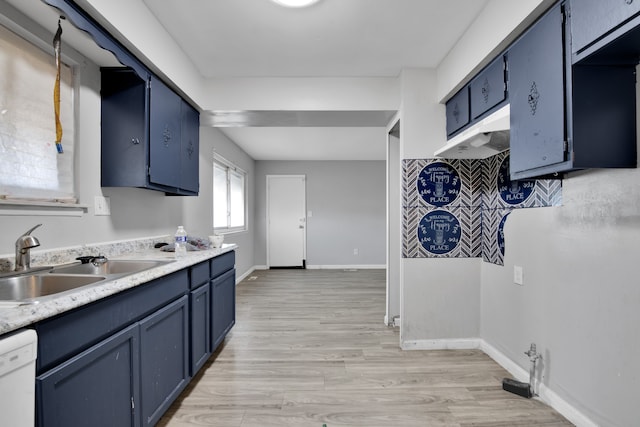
[213,154,247,233]
[0,21,76,204]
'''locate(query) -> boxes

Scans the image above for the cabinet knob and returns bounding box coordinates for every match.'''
[131,138,140,145]
[626,0,633,5]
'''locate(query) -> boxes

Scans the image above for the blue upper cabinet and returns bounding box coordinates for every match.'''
[180,102,200,194]
[445,55,507,138]
[101,69,200,195]
[44,0,199,196]
[508,1,637,180]
[470,55,507,120]
[445,87,470,136]
[571,0,640,57]
[148,77,183,190]
[508,3,567,175]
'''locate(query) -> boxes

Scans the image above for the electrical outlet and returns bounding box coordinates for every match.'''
[94,196,111,216]
[353,248,359,255]
[513,265,524,285]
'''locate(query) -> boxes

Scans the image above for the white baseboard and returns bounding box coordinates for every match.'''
[400,338,596,426]
[400,338,481,350]
[306,264,386,270]
[480,341,597,427]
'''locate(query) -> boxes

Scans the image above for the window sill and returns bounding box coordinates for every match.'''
[0,200,88,217]
[214,227,247,236]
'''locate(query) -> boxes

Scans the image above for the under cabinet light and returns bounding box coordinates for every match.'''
[271,0,321,8]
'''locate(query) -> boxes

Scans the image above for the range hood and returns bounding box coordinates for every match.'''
[435,104,510,159]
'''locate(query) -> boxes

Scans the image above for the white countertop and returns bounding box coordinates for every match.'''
[0,244,236,335]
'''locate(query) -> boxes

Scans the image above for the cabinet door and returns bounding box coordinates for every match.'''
[571,0,640,54]
[180,101,200,194]
[445,87,470,136]
[36,324,140,427]
[101,69,149,188]
[212,269,236,350]
[508,3,566,176]
[139,295,189,427]
[149,76,182,190]
[470,55,506,119]
[190,283,211,375]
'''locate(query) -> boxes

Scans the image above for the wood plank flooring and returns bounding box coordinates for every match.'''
[158,269,573,427]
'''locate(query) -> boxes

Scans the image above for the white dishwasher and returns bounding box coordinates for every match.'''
[0,329,38,427]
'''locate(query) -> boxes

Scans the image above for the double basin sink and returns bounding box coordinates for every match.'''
[0,259,173,303]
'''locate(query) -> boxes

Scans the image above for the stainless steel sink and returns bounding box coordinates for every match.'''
[0,274,106,301]
[49,260,172,276]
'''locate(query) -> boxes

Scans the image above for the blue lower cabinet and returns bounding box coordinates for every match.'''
[212,269,236,350]
[36,323,141,427]
[139,295,190,427]
[190,283,211,375]
[34,252,235,426]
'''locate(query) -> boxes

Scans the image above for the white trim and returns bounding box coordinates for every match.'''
[213,154,248,233]
[266,174,307,269]
[235,266,255,284]
[480,341,598,427]
[306,264,386,270]
[401,338,481,350]
[401,338,596,426]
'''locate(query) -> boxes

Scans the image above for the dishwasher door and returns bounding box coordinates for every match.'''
[0,329,38,427]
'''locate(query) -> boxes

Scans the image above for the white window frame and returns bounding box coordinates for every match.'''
[0,8,84,215]
[213,153,247,234]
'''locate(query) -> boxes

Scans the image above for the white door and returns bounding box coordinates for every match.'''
[267,175,306,268]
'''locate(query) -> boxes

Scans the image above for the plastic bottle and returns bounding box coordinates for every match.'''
[174,226,187,258]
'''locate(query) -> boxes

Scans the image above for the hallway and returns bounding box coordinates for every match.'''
[159,269,572,426]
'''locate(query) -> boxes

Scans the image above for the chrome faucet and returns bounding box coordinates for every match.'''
[14,224,42,271]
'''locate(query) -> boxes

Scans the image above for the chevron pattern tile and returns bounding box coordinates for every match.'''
[403,158,482,208]
[403,206,482,258]
[482,209,511,265]
[402,152,562,265]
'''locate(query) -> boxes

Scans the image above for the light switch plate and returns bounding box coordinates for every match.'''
[94,196,111,216]
[513,265,524,285]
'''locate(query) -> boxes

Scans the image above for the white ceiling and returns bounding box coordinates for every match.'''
[142,0,488,78]
[140,0,489,161]
[12,0,491,161]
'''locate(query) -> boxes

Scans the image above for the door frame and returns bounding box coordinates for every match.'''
[386,113,402,328]
[266,174,307,268]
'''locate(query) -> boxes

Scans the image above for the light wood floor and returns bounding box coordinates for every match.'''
[158,269,573,427]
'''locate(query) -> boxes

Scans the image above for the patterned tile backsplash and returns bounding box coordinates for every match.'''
[403,151,562,265]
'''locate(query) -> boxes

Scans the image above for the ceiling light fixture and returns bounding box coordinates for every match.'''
[271,0,321,8]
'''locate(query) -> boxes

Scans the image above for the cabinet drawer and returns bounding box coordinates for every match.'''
[470,55,506,119]
[571,0,640,54]
[36,269,188,373]
[190,261,210,289]
[212,251,235,278]
[445,87,470,136]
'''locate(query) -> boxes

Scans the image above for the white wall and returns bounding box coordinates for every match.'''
[482,168,640,427]
[397,69,482,345]
[437,2,640,426]
[0,59,255,281]
[253,160,386,268]
[184,127,256,278]
[436,0,555,102]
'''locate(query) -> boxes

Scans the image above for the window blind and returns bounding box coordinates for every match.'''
[0,23,75,203]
